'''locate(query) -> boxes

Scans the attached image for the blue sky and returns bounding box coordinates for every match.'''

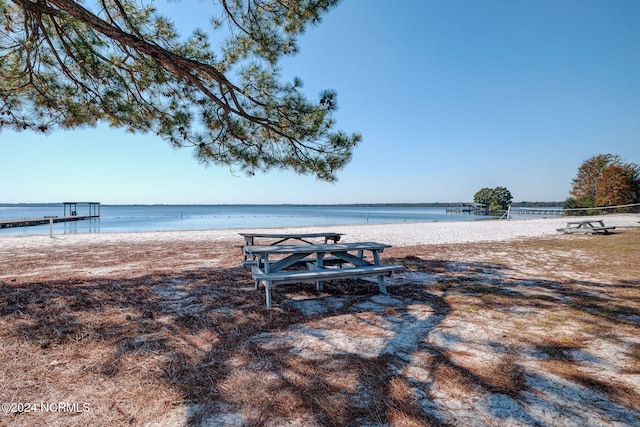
[2,0,639,204]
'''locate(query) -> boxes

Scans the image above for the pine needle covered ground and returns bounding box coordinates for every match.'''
[1,227,639,426]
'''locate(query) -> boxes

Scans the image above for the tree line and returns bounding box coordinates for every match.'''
[564,154,640,214]
[472,154,639,214]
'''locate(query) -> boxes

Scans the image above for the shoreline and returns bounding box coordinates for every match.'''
[1,214,638,250]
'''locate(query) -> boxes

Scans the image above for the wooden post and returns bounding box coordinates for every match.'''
[49,218,53,238]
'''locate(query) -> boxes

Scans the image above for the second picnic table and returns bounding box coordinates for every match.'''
[557,219,616,234]
[243,241,404,308]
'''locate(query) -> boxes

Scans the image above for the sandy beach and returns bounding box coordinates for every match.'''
[2,214,637,281]
[1,215,640,426]
[2,213,639,249]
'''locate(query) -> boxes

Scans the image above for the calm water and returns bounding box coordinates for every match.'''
[0,204,551,236]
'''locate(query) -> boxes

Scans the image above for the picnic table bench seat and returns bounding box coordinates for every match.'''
[242,255,348,268]
[589,226,616,233]
[251,263,404,308]
[251,264,404,285]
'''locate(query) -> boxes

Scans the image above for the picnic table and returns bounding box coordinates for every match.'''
[239,232,343,246]
[239,232,344,264]
[243,242,404,308]
[557,219,616,235]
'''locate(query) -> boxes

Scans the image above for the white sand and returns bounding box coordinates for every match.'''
[1,214,638,250]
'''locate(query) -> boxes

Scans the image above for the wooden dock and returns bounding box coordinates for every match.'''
[446,203,487,214]
[0,215,99,229]
[1,202,101,230]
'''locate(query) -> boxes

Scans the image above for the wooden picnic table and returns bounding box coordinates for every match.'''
[239,231,343,246]
[557,219,616,235]
[243,242,404,308]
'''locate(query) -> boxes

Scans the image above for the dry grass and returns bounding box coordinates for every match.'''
[1,227,639,426]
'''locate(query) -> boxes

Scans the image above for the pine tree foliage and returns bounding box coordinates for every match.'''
[0,0,360,180]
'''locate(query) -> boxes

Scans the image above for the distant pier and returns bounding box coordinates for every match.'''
[446,203,564,216]
[446,203,487,214]
[509,208,564,216]
[0,215,98,229]
[0,202,100,229]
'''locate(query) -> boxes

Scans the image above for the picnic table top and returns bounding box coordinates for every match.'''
[239,232,343,238]
[243,241,390,255]
[565,219,604,225]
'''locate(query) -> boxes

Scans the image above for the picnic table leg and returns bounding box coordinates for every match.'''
[373,250,382,265]
[316,252,325,291]
[257,255,269,290]
[372,249,387,294]
[265,281,273,308]
[377,275,388,294]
